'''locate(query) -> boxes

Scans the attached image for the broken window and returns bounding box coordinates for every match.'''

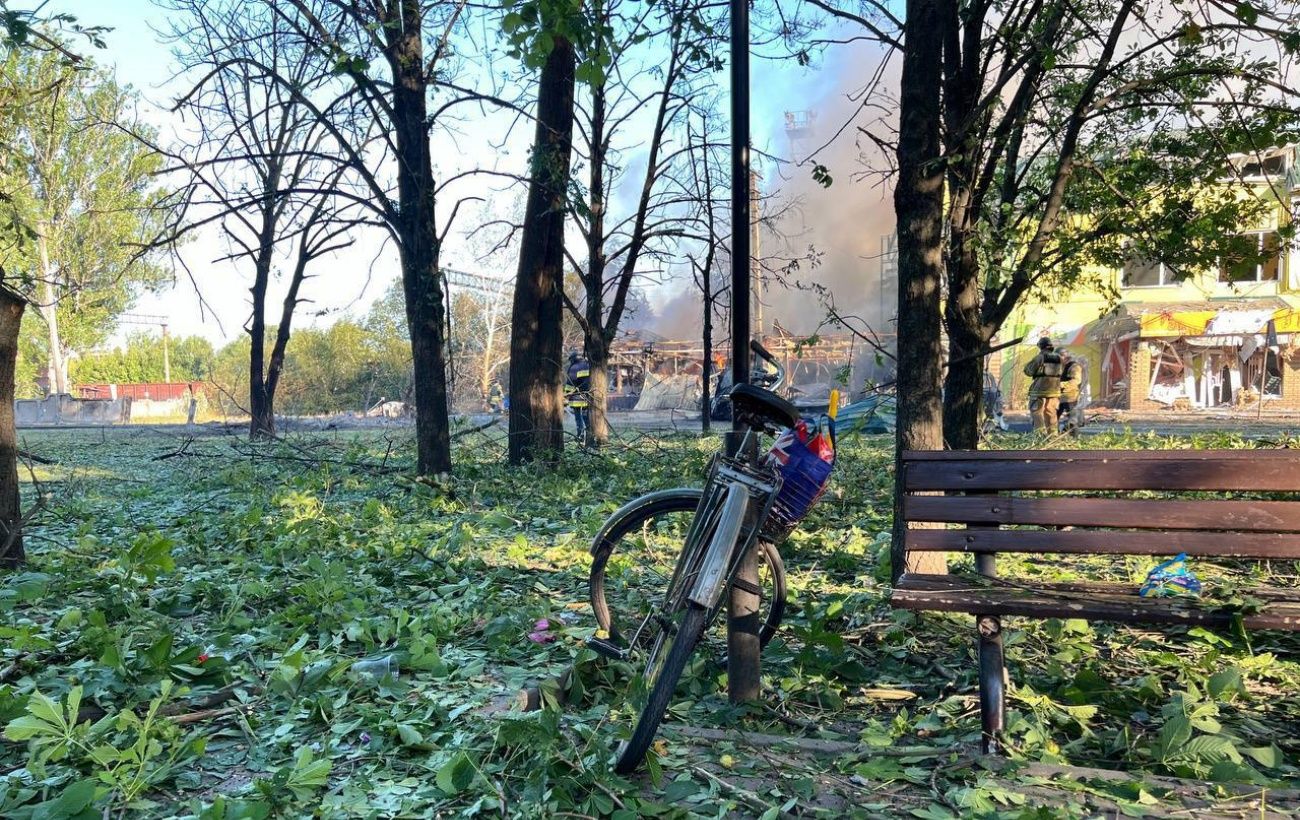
[1218,231,1282,283]
[1122,254,1172,287]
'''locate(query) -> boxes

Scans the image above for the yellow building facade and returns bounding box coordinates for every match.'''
[998,146,1300,413]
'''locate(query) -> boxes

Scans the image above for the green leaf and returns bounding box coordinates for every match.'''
[435,751,477,794]
[1154,714,1192,760]
[1244,744,1283,768]
[1207,667,1244,701]
[5,714,62,741]
[396,723,423,745]
[30,779,99,820]
[283,747,331,799]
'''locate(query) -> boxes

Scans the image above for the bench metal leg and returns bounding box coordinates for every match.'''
[977,614,1005,754]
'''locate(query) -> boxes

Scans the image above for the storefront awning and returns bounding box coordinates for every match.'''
[1135,300,1297,340]
[1138,309,1217,338]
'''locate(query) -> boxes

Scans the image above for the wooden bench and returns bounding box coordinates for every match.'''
[891,449,1300,753]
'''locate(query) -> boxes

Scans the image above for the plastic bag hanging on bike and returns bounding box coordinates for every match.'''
[763,416,835,537]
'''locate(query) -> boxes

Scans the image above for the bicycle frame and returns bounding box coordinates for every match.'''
[617,431,780,652]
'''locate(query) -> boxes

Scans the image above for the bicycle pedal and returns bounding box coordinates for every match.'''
[585,636,629,661]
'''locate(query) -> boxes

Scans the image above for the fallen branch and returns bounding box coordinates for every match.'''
[518,666,573,712]
[17,449,55,465]
[450,416,500,441]
[170,703,251,726]
[671,725,957,758]
[73,683,244,725]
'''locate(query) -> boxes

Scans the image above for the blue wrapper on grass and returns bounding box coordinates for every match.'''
[1139,552,1202,598]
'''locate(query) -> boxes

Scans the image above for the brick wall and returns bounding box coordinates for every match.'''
[1281,349,1300,408]
[1126,341,1160,411]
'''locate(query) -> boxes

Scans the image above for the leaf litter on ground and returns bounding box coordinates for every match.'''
[0,426,1297,817]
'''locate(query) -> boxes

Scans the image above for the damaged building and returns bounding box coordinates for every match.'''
[999,145,1300,414]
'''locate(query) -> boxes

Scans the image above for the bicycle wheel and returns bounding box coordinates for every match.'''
[589,488,786,649]
[613,603,709,774]
[612,482,753,774]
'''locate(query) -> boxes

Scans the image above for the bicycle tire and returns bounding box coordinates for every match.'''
[613,602,710,774]
[589,488,786,648]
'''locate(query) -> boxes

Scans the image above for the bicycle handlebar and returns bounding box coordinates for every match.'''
[748,338,785,392]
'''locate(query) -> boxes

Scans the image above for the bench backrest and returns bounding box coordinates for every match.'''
[900,450,1300,560]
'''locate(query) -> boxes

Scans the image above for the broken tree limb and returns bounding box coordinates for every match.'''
[518,666,573,712]
[450,416,500,441]
[671,725,958,758]
[73,683,245,725]
[170,703,251,726]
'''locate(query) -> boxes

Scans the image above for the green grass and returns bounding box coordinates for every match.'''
[0,427,1297,818]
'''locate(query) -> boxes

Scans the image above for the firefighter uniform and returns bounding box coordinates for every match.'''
[565,354,591,439]
[1024,339,1063,433]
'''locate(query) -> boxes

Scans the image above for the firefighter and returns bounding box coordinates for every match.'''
[1024,337,1063,433]
[565,352,591,440]
[1057,349,1083,434]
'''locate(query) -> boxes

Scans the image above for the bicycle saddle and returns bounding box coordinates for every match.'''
[728,383,800,432]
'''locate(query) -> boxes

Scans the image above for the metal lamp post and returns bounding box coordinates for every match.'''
[725,0,761,704]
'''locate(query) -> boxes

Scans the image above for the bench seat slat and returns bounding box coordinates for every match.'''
[904,528,1300,558]
[891,573,1300,630]
[906,459,1300,492]
[905,496,1300,532]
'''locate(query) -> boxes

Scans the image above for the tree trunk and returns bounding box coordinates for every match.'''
[942,312,987,450]
[891,0,948,581]
[37,247,65,395]
[263,244,311,434]
[701,285,712,435]
[248,246,274,439]
[942,226,987,450]
[388,0,451,475]
[587,333,609,447]
[508,37,576,465]
[584,77,609,448]
[39,299,64,395]
[0,289,26,567]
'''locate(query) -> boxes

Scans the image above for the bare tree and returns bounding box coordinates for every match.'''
[162,0,369,438]
[562,0,721,447]
[173,0,477,473]
[687,112,726,435]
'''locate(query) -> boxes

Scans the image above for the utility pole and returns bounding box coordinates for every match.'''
[119,313,172,383]
[162,324,171,384]
[751,170,762,338]
[726,0,761,706]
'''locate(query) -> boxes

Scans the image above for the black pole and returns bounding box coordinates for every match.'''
[728,0,751,418]
[726,0,760,705]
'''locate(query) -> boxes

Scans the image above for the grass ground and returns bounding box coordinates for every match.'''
[0,426,1298,818]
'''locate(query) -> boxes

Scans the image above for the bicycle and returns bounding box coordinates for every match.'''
[587,340,829,774]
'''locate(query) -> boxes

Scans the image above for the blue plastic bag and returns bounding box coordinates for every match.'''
[1139,553,1202,598]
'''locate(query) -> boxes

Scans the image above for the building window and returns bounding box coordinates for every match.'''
[1122,254,1173,287]
[1218,231,1281,284]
